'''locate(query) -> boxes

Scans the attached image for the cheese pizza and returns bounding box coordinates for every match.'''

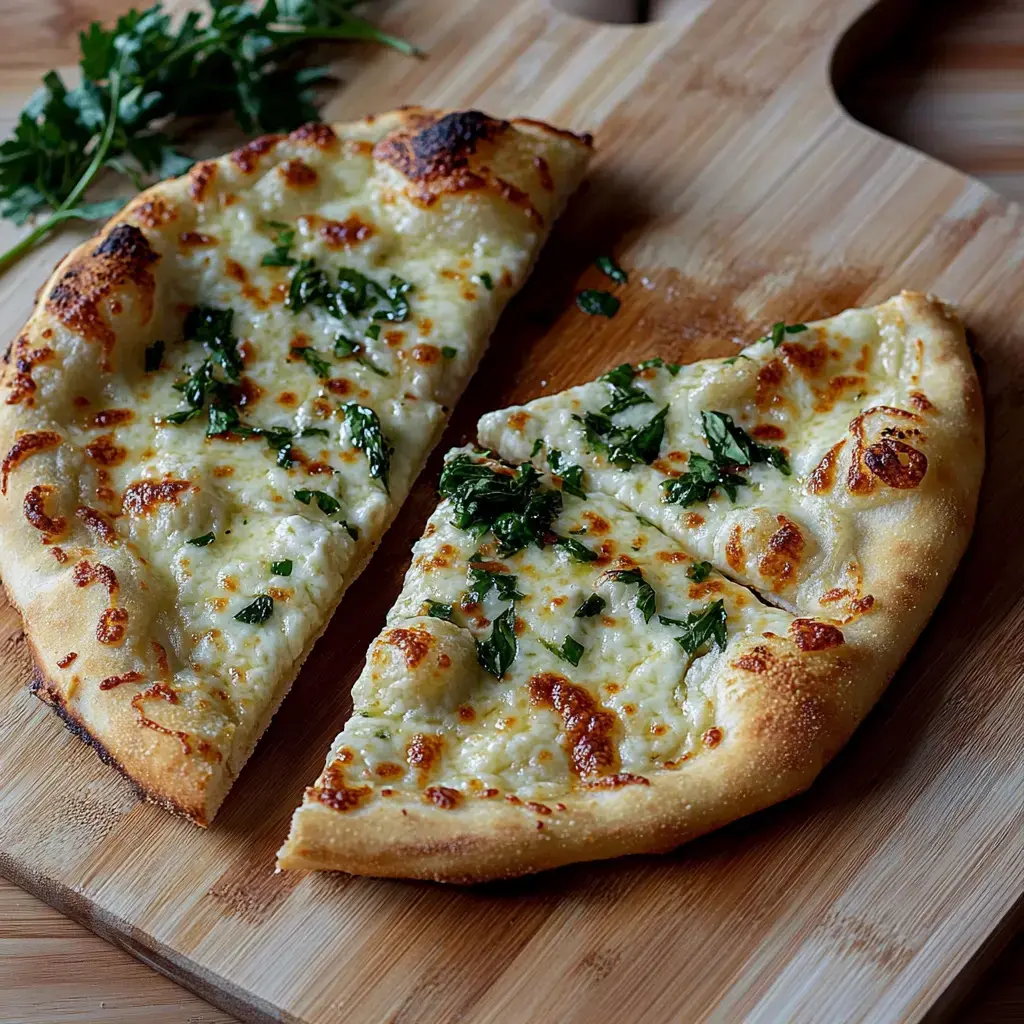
[278,292,983,880]
[0,108,591,824]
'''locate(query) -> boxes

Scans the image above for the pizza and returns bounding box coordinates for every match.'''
[277,292,984,881]
[0,108,592,824]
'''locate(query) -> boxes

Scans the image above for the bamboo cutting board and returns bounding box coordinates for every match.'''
[1,1,1023,1021]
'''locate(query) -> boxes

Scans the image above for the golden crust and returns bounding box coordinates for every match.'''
[278,291,984,882]
[0,108,592,824]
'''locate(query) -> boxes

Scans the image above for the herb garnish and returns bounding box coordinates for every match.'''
[287,259,412,327]
[476,605,518,679]
[595,255,627,284]
[292,345,332,379]
[659,600,727,655]
[662,410,789,508]
[424,600,453,621]
[541,634,584,667]
[547,448,586,499]
[466,567,525,605]
[271,559,292,576]
[554,536,598,563]
[187,532,215,547]
[234,594,274,625]
[261,221,297,267]
[342,403,393,492]
[442,346,457,359]
[334,333,389,377]
[575,406,668,469]
[249,424,329,468]
[0,1,419,272]
[687,561,713,583]
[603,567,657,622]
[577,289,620,317]
[478,271,494,291]
[764,322,808,348]
[574,593,606,618]
[438,456,562,557]
[294,489,342,515]
[638,356,681,376]
[598,363,652,416]
[144,340,164,372]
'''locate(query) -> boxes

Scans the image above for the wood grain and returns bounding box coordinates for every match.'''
[1,1,1024,1023]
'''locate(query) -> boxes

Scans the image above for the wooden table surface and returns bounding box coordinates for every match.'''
[1,1,1022,1021]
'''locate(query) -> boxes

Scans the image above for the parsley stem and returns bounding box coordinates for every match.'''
[0,65,123,272]
[267,24,423,58]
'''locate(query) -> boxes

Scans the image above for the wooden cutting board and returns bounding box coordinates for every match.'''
[1,1,1022,1021]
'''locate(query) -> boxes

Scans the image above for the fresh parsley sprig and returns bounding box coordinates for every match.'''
[0,1,419,271]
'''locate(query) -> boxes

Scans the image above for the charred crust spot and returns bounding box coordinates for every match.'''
[734,645,772,673]
[5,337,54,406]
[189,161,218,201]
[406,733,444,777]
[909,390,935,412]
[99,670,144,690]
[320,215,375,248]
[847,406,924,495]
[507,410,529,431]
[311,773,371,812]
[790,619,845,651]
[230,134,283,173]
[131,195,176,228]
[751,423,785,440]
[57,651,77,669]
[179,231,217,248]
[289,122,338,149]
[96,606,129,645]
[726,524,745,572]
[425,785,462,809]
[279,159,317,187]
[756,359,786,409]
[72,559,119,599]
[780,339,829,376]
[24,484,66,540]
[814,374,866,413]
[702,726,723,748]
[85,433,127,467]
[121,479,190,516]
[528,673,622,780]
[75,505,117,545]
[582,511,610,535]
[863,438,928,489]
[411,344,440,364]
[758,515,804,589]
[807,440,846,495]
[533,155,554,191]
[46,225,159,370]
[381,625,435,669]
[2,430,61,494]
[90,408,134,428]
[581,773,649,789]
[457,704,476,722]
[50,546,68,563]
[376,109,508,180]
[374,761,404,779]
[152,641,170,678]
[510,117,594,147]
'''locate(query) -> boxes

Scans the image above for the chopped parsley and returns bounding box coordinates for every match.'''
[370,274,413,322]
[604,567,657,622]
[541,634,584,667]
[442,346,457,359]
[234,594,273,625]
[342,403,393,492]
[475,605,518,678]
[662,410,789,508]
[438,455,562,557]
[547,448,586,499]
[144,339,164,372]
[637,356,681,376]
[365,323,381,341]
[577,289,620,317]
[554,535,598,563]
[530,438,544,458]
[187,532,215,547]
[261,222,297,267]
[595,255,627,284]
[249,424,329,468]
[294,488,342,515]
[424,599,453,621]
[765,322,808,348]
[687,560,713,583]
[292,345,332,378]
[598,363,652,416]
[334,332,390,377]
[271,559,293,576]
[478,271,494,290]
[575,406,668,469]
[465,566,524,605]
[574,593,606,618]
[286,260,412,324]
[660,600,727,655]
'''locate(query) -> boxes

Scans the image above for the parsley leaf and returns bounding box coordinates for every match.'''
[271,559,293,576]
[604,568,657,622]
[184,305,242,382]
[261,223,297,267]
[234,594,274,625]
[293,345,332,378]
[574,594,606,618]
[687,561,713,583]
[478,271,494,290]
[342,403,393,492]
[662,453,744,507]
[595,255,627,284]
[547,448,586,499]
[442,346,457,359]
[660,600,727,655]
[541,634,584,667]
[475,605,518,678]
[187,532,215,547]
[599,363,652,416]
[294,489,342,515]
[144,339,164,372]
[250,424,329,468]
[530,438,544,458]
[701,410,790,474]
[764,322,808,348]
[554,536,598,563]
[466,566,525,605]
[577,289,620,317]
[370,274,413,322]
[424,600,453,621]
[638,356,681,376]
[576,406,668,469]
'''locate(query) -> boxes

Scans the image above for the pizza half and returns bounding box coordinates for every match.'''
[0,108,591,824]
[278,292,983,880]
